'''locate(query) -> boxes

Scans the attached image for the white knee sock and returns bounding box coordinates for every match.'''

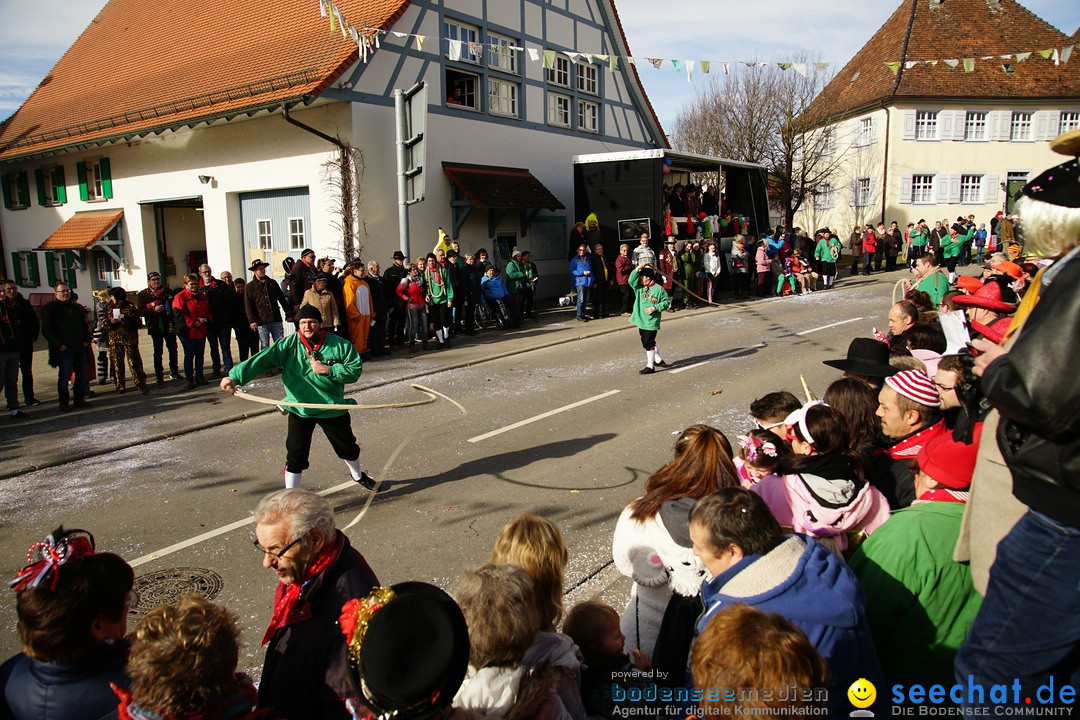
[435,328,445,342]
[653,346,663,363]
[443,326,451,339]
[284,471,302,489]
[344,457,363,481]
[646,348,655,368]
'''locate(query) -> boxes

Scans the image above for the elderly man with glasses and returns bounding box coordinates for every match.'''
[252,488,379,719]
[40,282,92,412]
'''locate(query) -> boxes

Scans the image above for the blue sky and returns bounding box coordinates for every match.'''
[1,0,1078,130]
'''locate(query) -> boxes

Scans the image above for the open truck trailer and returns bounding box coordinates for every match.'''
[572,149,769,259]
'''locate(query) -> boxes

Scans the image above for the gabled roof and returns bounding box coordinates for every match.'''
[0,0,667,164]
[803,0,1080,125]
[0,0,411,162]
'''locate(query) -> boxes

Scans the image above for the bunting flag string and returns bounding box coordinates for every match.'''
[312,0,1078,84]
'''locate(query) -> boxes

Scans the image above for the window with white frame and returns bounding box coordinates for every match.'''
[859,118,874,146]
[576,62,598,95]
[577,99,599,133]
[814,183,835,210]
[96,256,120,283]
[1010,111,1033,141]
[288,218,306,250]
[444,19,480,63]
[86,160,105,200]
[257,219,273,250]
[488,78,518,117]
[912,174,935,204]
[855,177,872,207]
[488,33,517,74]
[547,93,571,127]
[915,110,939,140]
[1061,111,1080,134]
[547,56,570,87]
[445,69,479,109]
[964,111,988,141]
[37,166,66,205]
[821,127,836,156]
[960,175,983,204]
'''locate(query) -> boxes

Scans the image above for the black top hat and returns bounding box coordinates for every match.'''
[392,251,406,260]
[823,338,898,378]
[348,582,470,720]
[248,259,270,271]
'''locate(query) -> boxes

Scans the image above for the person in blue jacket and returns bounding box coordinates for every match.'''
[687,487,884,715]
[569,243,594,322]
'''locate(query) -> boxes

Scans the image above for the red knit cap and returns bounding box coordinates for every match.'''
[885,369,941,408]
[918,424,983,489]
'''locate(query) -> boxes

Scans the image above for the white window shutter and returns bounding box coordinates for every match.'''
[947,174,962,205]
[849,180,857,207]
[899,174,913,204]
[869,178,878,206]
[870,117,877,144]
[983,174,999,205]
[1035,111,1051,141]
[940,111,953,140]
[989,111,1007,141]
[902,110,916,140]
[952,110,967,140]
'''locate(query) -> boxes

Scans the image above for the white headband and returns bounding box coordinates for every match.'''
[783,401,828,447]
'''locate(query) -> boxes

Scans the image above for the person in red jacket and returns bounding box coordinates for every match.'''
[172,273,211,390]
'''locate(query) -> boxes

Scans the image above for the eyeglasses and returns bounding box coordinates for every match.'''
[933,382,955,392]
[252,533,305,559]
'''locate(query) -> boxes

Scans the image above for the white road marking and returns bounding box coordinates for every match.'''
[670,343,766,374]
[129,481,356,568]
[795,317,864,336]
[467,389,621,443]
[670,361,709,374]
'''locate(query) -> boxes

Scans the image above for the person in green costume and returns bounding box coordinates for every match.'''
[629,264,670,374]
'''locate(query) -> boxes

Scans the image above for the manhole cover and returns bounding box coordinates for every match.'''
[129,567,224,618]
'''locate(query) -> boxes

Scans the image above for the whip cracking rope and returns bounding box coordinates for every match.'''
[227,383,467,528]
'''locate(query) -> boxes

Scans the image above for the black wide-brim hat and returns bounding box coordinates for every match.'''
[823,337,898,378]
[351,582,470,720]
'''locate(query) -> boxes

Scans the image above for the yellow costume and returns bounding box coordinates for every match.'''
[343,274,372,354]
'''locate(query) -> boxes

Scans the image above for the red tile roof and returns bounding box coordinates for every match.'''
[803,0,1080,125]
[442,162,565,210]
[38,210,125,250]
[0,0,411,162]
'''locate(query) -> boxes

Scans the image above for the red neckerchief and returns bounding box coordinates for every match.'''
[913,489,969,504]
[262,531,343,645]
[114,681,259,720]
[298,329,326,359]
[880,420,947,461]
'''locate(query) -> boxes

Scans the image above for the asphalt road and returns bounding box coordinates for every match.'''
[0,272,899,677]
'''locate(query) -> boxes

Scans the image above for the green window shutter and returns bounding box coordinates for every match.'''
[1,175,11,209]
[44,252,56,287]
[27,253,40,287]
[76,162,88,201]
[100,158,112,199]
[54,166,67,204]
[16,172,30,207]
[35,168,47,205]
[10,252,23,285]
[66,251,78,288]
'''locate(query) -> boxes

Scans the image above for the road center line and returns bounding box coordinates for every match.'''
[670,361,709,374]
[669,343,766,374]
[129,481,356,568]
[467,389,621,443]
[795,317,864,336]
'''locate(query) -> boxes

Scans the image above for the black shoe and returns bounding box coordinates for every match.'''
[195,376,209,386]
[170,371,181,381]
[639,367,655,374]
[24,398,41,406]
[655,360,667,367]
[186,381,197,391]
[354,471,389,493]
[156,376,166,385]
[60,403,71,413]
[436,342,446,350]
[73,400,92,409]
[84,390,97,398]
[9,410,30,420]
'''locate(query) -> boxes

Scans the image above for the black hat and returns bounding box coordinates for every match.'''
[392,250,406,260]
[346,582,470,720]
[297,305,322,322]
[147,271,161,281]
[1020,157,1080,209]
[639,267,657,281]
[314,273,331,283]
[823,338,898,378]
[248,259,270,271]
[659,497,696,548]
[301,249,316,259]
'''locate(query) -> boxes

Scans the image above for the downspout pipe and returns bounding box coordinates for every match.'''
[282,103,346,152]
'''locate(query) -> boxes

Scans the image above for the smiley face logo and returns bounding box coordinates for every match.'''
[848,678,876,709]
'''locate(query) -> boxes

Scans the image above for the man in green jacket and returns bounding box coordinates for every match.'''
[504,247,527,328]
[629,264,670,374]
[221,304,383,492]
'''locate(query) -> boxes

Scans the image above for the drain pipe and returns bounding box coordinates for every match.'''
[282,103,345,151]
